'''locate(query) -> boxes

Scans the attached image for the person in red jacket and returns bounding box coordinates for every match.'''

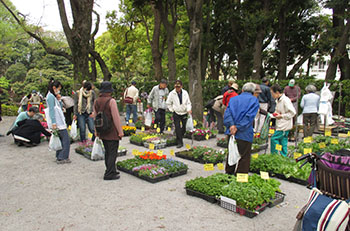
[223,83,239,107]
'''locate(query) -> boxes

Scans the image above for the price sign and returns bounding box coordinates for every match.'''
[304,148,312,155]
[132,149,139,155]
[347,131,350,137]
[156,128,161,133]
[141,127,145,131]
[275,144,282,151]
[269,129,275,134]
[193,120,197,127]
[157,150,163,156]
[325,130,331,136]
[129,120,133,124]
[260,171,269,180]
[331,138,339,144]
[319,142,326,149]
[88,133,93,139]
[167,127,171,132]
[186,144,191,150]
[304,137,312,143]
[149,143,155,150]
[252,154,259,159]
[203,112,208,116]
[154,124,157,129]
[68,125,71,131]
[170,149,175,156]
[236,173,249,183]
[294,152,302,159]
[204,164,214,171]
[205,134,210,140]
[270,121,273,126]
[217,163,224,170]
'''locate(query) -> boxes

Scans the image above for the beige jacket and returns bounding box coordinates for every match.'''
[272,94,296,131]
[124,85,139,105]
[212,95,224,114]
[166,89,192,115]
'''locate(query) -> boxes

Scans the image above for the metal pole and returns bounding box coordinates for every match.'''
[338,83,342,137]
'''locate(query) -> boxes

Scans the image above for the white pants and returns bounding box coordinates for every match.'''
[254,103,268,133]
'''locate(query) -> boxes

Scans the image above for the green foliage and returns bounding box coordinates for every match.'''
[5,63,27,82]
[1,104,18,116]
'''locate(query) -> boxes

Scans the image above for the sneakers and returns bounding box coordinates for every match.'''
[103,175,120,180]
[176,144,183,149]
[56,159,72,164]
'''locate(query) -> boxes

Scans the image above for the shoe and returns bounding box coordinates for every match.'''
[104,175,120,180]
[176,144,183,149]
[6,130,12,136]
[64,159,72,164]
[56,159,65,164]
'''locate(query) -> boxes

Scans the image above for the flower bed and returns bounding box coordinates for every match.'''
[130,132,176,148]
[175,146,226,164]
[216,137,268,152]
[75,141,127,161]
[116,152,188,183]
[184,129,216,141]
[122,126,136,136]
[185,173,283,218]
[250,154,311,185]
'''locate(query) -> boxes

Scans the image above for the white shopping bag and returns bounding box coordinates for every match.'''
[228,135,240,169]
[186,115,194,131]
[145,111,152,127]
[70,120,78,140]
[91,137,104,160]
[49,134,62,151]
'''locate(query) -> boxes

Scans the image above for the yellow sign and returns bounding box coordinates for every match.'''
[129,120,133,124]
[141,126,145,131]
[204,164,214,171]
[294,152,302,159]
[260,171,269,180]
[331,138,339,144]
[88,133,93,139]
[154,124,157,128]
[236,173,249,183]
[348,131,350,137]
[205,134,210,140]
[269,129,275,134]
[325,130,331,136]
[275,144,282,151]
[270,121,273,126]
[132,149,139,155]
[193,120,197,127]
[157,150,163,156]
[149,143,155,150]
[319,142,326,149]
[304,148,312,155]
[304,137,312,143]
[156,128,161,133]
[68,125,71,131]
[186,144,191,149]
[217,163,224,170]
[167,127,171,132]
[252,154,259,159]
[203,112,208,116]
[170,150,175,156]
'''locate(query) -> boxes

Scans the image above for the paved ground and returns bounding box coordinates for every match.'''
[0,116,310,231]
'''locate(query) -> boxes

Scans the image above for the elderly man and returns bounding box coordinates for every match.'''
[224,82,260,175]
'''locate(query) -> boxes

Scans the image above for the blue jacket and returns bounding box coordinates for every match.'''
[224,92,259,142]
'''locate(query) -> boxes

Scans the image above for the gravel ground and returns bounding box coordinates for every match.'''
[0,116,310,231]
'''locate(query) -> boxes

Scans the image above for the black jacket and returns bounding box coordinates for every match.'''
[258,84,276,113]
[14,119,51,144]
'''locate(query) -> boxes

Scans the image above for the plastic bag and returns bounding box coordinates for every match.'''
[145,111,152,127]
[17,107,22,114]
[228,135,240,168]
[70,120,78,139]
[186,115,194,131]
[49,134,62,151]
[91,137,104,160]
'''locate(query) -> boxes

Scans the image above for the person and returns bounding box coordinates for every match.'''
[46,79,71,164]
[221,79,236,95]
[284,79,301,110]
[147,79,169,133]
[93,81,124,180]
[6,107,39,136]
[270,84,296,156]
[13,114,51,147]
[73,81,96,142]
[61,95,75,127]
[124,81,139,125]
[166,80,192,148]
[0,88,3,137]
[254,77,275,133]
[30,90,41,108]
[222,83,239,107]
[223,82,260,175]
[20,93,31,112]
[210,95,225,133]
[300,85,320,138]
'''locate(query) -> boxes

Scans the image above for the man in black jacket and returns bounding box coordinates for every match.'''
[14,114,51,146]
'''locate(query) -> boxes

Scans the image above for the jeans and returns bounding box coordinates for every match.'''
[155,109,166,133]
[271,130,289,157]
[225,137,252,175]
[77,112,95,142]
[173,112,187,145]
[56,129,70,160]
[126,104,138,124]
[303,113,317,138]
[102,139,119,179]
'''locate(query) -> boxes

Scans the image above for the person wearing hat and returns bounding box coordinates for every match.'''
[166,80,192,148]
[221,79,236,95]
[284,79,301,141]
[92,81,124,180]
[222,82,239,107]
[30,90,41,108]
[147,79,169,133]
[124,81,139,125]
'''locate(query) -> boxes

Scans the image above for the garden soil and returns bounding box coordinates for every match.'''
[0,116,309,231]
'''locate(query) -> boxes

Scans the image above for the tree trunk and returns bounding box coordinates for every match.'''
[152,3,163,82]
[287,48,317,79]
[339,52,350,80]
[186,0,204,121]
[306,57,312,77]
[237,51,251,80]
[277,7,288,80]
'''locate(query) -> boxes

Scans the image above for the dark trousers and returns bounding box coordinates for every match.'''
[225,137,252,175]
[208,108,216,124]
[155,109,166,133]
[303,113,318,138]
[173,112,187,145]
[102,139,119,179]
[214,110,224,133]
[64,107,73,127]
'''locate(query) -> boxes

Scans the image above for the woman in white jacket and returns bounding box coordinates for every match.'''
[166,80,192,148]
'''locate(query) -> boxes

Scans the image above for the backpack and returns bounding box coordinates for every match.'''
[94,98,112,134]
[205,99,215,109]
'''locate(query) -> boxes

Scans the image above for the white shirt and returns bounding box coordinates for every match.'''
[166,89,192,115]
[272,94,296,131]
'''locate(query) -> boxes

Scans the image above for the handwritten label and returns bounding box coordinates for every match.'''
[270,121,273,126]
[236,173,249,183]
[193,120,197,127]
[205,134,210,140]
[348,131,350,137]
[149,143,155,150]
[275,144,282,151]
[167,127,171,132]
[204,164,214,171]
[154,124,157,128]
[269,129,275,134]
[141,127,145,131]
[304,148,312,155]
[68,125,71,131]
[331,138,339,144]
[132,149,139,155]
[170,150,175,156]
[294,152,302,159]
[88,133,93,139]
[325,130,331,136]
[203,112,208,116]
[260,171,269,180]
[217,163,224,170]
[129,120,133,124]
[304,137,312,143]
[252,154,259,159]
[186,144,191,149]
[319,142,326,149]
[156,128,161,133]
[157,150,163,156]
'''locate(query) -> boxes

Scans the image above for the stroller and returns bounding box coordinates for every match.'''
[294,149,350,231]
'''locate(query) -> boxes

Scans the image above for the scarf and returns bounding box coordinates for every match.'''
[78,88,92,114]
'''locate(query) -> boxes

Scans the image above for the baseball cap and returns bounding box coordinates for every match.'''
[175,80,182,87]
[289,79,295,87]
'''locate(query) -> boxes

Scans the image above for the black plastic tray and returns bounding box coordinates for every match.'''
[217,143,228,148]
[170,169,188,178]
[249,168,308,186]
[117,165,170,183]
[175,152,223,165]
[268,192,286,208]
[130,140,144,146]
[185,188,217,203]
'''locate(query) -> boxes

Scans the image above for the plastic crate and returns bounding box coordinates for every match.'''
[219,196,268,218]
[268,192,286,208]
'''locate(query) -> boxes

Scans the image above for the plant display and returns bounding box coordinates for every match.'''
[216,137,267,151]
[122,125,136,136]
[130,132,176,147]
[139,151,166,160]
[132,164,168,178]
[176,146,226,164]
[250,154,311,181]
[75,141,127,158]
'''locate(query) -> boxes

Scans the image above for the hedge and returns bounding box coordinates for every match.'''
[2,104,19,116]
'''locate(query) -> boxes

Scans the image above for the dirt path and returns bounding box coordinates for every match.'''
[0,116,309,231]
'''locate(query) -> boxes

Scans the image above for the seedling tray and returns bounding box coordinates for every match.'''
[75,148,127,161]
[249,169,308,186]
[268,192,286,208]
[130,140,144,146]
[170,169,188,178]
[185,188,217,203]
[117,165,170,183]
[175,151,223,165]
[219,196,268,218]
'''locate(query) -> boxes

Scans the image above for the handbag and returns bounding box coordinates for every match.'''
[124,88,133,104]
